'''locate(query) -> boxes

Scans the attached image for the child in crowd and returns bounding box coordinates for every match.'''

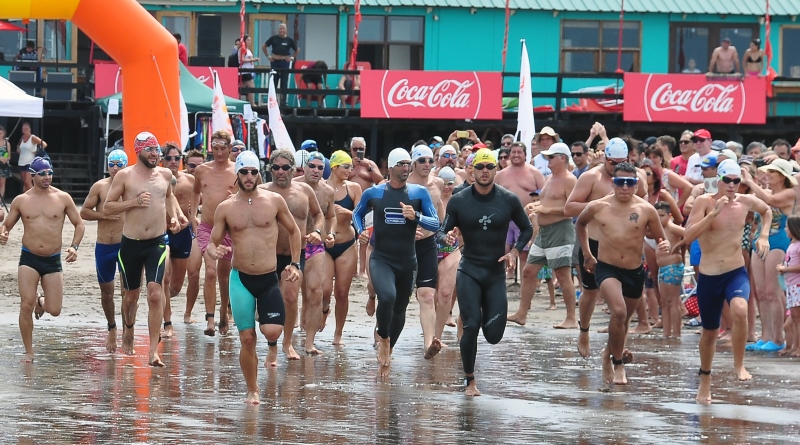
[655,201,686,338]
[777,215,800,357]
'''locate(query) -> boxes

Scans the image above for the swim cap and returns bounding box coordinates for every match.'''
[605,137,628,159]
[301,139,318,151]
[29,156,52,173]
[440,146,457,156]
[411,145,434,161]
[294,150,310,169]
[438,166,456,182]
[108,149,128,167]
[466,153,476,165]
[330,150,353,168]
[134,131,159,154]
[388,148,412,168]
[231,139,246,148]
[472,148,497,166]
[307,151,325,165]
[235,151,260,171]
[717,159,741,178]
[323,157,331,180]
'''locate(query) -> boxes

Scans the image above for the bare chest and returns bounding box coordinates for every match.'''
[125,171,168,200]
[22,195,65,223]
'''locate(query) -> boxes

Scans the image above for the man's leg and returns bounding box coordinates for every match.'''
[184,238,202,323]
[697,325,717,404]
[146,282,165,367]
[99,281,117,352]
[507,262,543,325]
[435,251,460,342]
[729,297,751,381]
[202,252,219,336]
[121,288,141,355]
[18,266,42,362]
[238,329,260,404]
[553,266,578,329]
[302,253,325,354]
[456,270,483,396]
[164,257,188,338]
[279,269,302,360]
[370,257,400,377]
[632,296,652,334]
[599,278,627,384]
[576,239,600,357]
[217,259,233,335]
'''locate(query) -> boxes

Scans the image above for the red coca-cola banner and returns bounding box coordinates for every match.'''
[94,63,240,99]
[623,73,766,125]
[361,70,502,120]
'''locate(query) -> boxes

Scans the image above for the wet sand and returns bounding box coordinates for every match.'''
[1,218,799,443]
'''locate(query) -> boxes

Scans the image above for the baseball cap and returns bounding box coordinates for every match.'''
[411,145,434,161]
[738,155,754,165]
[717,159,741,178]
[759,159,798,185]
[294,150,310,169]
[134,131,159,154]
[108,149,128,167]
[235,151,260,171]
[429,136,444,147]
[472,148,497,166]
[700,154,718,168]
[692,129,712,141]
[307,151,325,165]
[711,140,726,151]
[29,156,52,173]
[388,148,412,168]
[644,136,658,146]
[541,142,571,157]
[438,166,456,182]
[330,150,353,168]
[301,139,318,151]
[472,143,487,150]
[605,137,628,159]
[719,149,738,163]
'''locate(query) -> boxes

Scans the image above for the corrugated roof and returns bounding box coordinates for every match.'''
[145,0,800,15]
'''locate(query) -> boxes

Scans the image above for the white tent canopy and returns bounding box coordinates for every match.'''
[0,76,43,118]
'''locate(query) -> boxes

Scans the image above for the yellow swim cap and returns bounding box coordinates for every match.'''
[471,148,497,166]
[330,150,353,168]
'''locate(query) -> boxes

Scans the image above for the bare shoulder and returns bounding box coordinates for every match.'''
[430,175,444,189]
[295,181,315,195]
[156,166,173,180]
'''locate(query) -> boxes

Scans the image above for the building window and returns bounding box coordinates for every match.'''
[782,26,800,78]
[348,16,423,70]
[561,20,640,73]
[668,23,758,73]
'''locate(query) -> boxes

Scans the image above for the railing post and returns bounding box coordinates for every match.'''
[555,74,563,121]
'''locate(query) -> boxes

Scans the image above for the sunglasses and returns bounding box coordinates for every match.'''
[35,170,54,176]
[307,164,325,171]
[441,153,457,159]
[108,162,125,168]
[474,163,496,170]
[680,140,691,145]
[163,156,181,161]
[231,147,243,152]
[502,142,512,147]
[337,164,353,170]
[571,152,584,157]
[187,163,199,169]
[612,177,639,187]
[720,176,742,184]
[499,155,508,160]
[429,143,442,149]
[545,154,558,160]
[693,138,707,143]
[444,181,455,186]
[417,158,434,164]
[395,162,412,168]
[271,164,293,171]
[238,168,259,176]
[141,146,161,153]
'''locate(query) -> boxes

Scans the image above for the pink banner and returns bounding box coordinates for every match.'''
[95,63,240,99]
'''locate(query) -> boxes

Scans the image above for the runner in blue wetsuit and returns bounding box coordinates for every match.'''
[438,149,533,396]
[352,148,440,377]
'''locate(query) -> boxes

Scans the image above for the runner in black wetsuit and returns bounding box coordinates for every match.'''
[352,148,440,377]
[438,149,533,396]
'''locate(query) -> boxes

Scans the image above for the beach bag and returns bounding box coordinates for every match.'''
[684,295,699,317]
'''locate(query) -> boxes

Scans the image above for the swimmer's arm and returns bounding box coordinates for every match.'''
[103,171,138,215]
[276,197,303,263]
[1,197,22,235]
[352,187,374,234]
[661,190,684,225]
[415,188,440,232]
[209,203,228,248]
[645,205,669,249]
[564,174,593,217]
[79,183,106,221]
[576,201,601,256]
[190,168,202,223]
[682,197,718,246]
[164,172,183,221]
[63,193,85,248]
[436,196,460,245]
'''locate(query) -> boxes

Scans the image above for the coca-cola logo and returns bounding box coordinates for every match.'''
[379,71,484,119]
[642,74,746,124]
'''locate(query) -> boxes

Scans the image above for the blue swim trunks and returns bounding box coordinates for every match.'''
[95,242,121,284]
[658,263,685,286]
[167,225,194,259]
[696,266,749,330]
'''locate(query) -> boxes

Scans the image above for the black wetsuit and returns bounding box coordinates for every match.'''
[353,182,439,347]
[438,183,532,375]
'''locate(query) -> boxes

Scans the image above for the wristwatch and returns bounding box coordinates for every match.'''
[415,211,421,220]
[70,244,79,251]
[314,229,322,236]
[290,262,302,270]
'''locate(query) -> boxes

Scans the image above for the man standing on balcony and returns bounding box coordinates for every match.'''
[263,23,300,93]
[708,37,740,75]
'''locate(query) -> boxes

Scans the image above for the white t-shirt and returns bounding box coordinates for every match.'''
[533,153,551,177]
[685,153,703,182]
[239,49,255,69]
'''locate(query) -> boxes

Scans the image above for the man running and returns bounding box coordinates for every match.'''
[348,137,383,278]
[180,149,205,322]
[0,157,85,363]
[508,142,578,328]
[81,149,126,351]
[408,145,446,359]
[260,149,324,358]
[434,167,461,341]
[353,148,440,377]
[104,132,186,366]
[208,151,302,404]
[677,159,770,403]
[191,130,238,336]
[161,142,196,337]
[576,162,668,385]
[294,151,336,353]
[438,149,532,396]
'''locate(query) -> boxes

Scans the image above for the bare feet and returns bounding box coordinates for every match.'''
[218,319,230,336]
[601,348,614,384]
[265,345,278,368]
[507,312,527,326]
[465,379,481,396]
[424,338,442,360]
[245,390,261,405]
[651,320,663,329]
[305,345,322,355]
[577,329,590,358]
[597,327,609,333]
[696,374,712,405]
[21,353,34,363]
[34,294,45,320]
[622,348,633,364]
[149,353,165,367]
[163,322,174,339]
[106,327,117,353]
[553,320,579,329]
[122,326,135,355]
[332,333,345,346]
[183,313,196,324]
[319,308,329,332]
[366,297,376,317]
[204,316,215,337]
[377,337,391,367]
[283,344,300,360]
[446,315,456,327]
[735,366,752,381]
[613,364,628,385]
[631,324,652,334]
[547,304,557,311]
[379,361,391,378]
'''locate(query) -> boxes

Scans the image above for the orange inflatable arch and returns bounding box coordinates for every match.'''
[1,0,180,165]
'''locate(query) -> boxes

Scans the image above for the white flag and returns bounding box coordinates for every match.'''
[211,71,233,139]
[268,71,296,153]
[179,91,190,150]
[515,40,536,163]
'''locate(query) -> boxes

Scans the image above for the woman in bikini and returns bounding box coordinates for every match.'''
[742,39,764,77]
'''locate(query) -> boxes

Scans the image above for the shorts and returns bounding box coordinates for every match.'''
[506,220,531,252]
[696,267,749,330]
[95,242,121,284]
[437,239,459,262]
[578,238,599,290]
[787,283,800,309]
[572,238,580,265]
[118,235,168,291]
[658,262,685,286]
[277,254,303,275]
[18,164,30,172]
[594,260,646,300]
[196,221,232,261]
[528,219,575,270]
[305,243,325,260]
[0,162,11,178]
[415,236,438,289]
[644,264,655,289]
[229,268,285,332]
[167,225,193,259]
[537,266,552,280]
[19,248,62,276]
[241,73,254,82]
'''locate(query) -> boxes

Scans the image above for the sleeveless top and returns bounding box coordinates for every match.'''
[334,183,355,210]
[18,135,37,166]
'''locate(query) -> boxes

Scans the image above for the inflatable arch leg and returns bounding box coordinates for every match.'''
[1,0,180,165]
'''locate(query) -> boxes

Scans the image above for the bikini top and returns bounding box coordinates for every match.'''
[334,183,355,210]
[747,55,762,64]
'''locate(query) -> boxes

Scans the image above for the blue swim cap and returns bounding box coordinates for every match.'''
[323,157,331,180]
[108,149,128,167]
[29,156,52,173]
[307,151,325,165]
[301,139,318,151]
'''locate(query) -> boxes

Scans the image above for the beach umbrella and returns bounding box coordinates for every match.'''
[0,21,26,32]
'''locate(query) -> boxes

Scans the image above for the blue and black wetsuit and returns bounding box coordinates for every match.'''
[353,182,439,347]
[438,184,532,376]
